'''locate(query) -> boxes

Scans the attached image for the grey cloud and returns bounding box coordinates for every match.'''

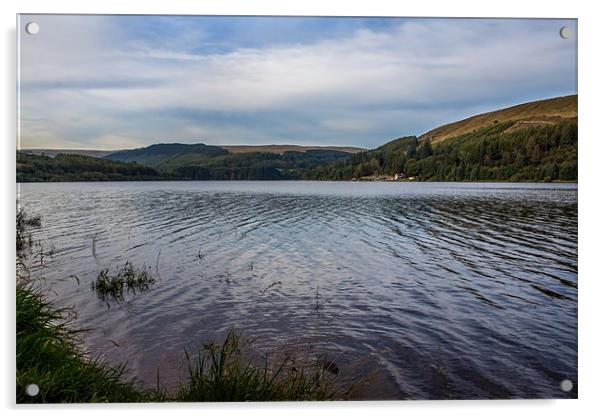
[18,16,577,149]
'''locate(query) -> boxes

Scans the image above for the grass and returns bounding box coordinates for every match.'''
[91,262,155,300]
[16,284,147,403]
[420,94,577,143]
[175,331,342,402]
[16,207,41,284]
[17,284,347,403]
[16,207,40,252]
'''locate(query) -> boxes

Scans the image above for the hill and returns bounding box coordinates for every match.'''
[105,143,228,171]
[102,143,358,180]
[306,95,577,182]
[420,95,577,144]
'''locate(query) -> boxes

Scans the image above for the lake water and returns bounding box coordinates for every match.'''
[18,181,578,399]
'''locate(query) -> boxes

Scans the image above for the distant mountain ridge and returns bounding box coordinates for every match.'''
[100,143,362,179]
[222,145,365,154]
[22,144,365,159]
[105,143,228,171]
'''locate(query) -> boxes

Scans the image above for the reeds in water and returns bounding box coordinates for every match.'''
[16,207,41,252]
[92,262,155,300]
[175,330,343,401]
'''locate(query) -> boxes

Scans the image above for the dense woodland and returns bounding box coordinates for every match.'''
[16,148,354,181]
[171,149,353,180]
[16,152,167,182]
[306,119,577,182]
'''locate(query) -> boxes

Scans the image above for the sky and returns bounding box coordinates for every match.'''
[18,15,577,150]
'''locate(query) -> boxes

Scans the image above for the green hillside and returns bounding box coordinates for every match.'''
[105,144,355,180]
[105,143,228,171]
[420,95,577,143]
[306,117,577,182]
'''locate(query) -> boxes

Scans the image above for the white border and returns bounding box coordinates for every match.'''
[2,1,600,417]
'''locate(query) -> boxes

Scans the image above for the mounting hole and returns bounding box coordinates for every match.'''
[560,379,573,392]
[25,22,39,35]
[25,383,40,397]
[559,26,571,40]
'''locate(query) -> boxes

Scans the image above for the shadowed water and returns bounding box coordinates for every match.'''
[18,181,577,399]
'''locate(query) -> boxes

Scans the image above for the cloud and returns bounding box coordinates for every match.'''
[18,16,577,149]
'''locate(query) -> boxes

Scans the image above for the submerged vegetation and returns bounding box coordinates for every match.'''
[92,262,155,300]
[16,211,349,403]
[16,207,40,252]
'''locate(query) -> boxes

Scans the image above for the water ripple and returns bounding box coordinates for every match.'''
[18,181,577,399]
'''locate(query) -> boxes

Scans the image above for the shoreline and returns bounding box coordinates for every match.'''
[16,179,579,184]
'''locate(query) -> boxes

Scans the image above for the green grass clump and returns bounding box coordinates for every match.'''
[16,207,40,252]
[17,284,347,403]
[16,284,148,403]
[92,262,155,300]
[175,331,342,402]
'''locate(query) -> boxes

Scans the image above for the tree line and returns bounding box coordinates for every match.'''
[306,119,577,182]
[17,152,167,182]
[16,149,354,182]
[17,119,577,183]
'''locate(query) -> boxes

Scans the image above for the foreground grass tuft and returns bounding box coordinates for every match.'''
[16,207,40,252]
[17,284,347,403]
[92,262,155,300]
[175,331,341,401]
[16,284,148,403]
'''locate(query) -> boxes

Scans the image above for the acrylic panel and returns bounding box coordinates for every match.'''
[16,15,577,402]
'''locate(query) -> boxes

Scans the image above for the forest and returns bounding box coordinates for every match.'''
[16,148,355,181]
[170,149,353,180]
[305,119,577,182]
[16,152,168,182]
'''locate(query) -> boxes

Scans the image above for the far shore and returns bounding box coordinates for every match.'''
[16,179,578,184]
